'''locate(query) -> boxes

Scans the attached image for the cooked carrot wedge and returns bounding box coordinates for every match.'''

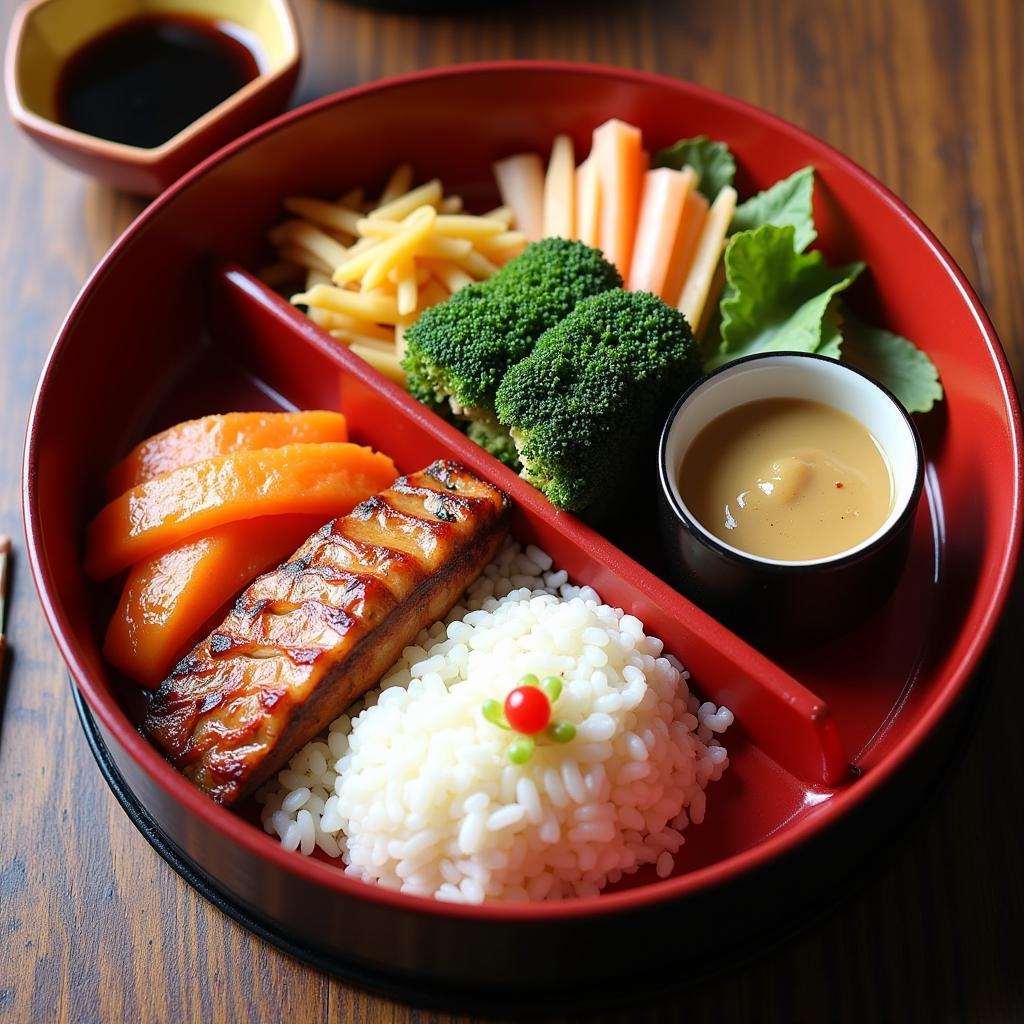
[85,442,397,580]
[104,515,326,688]
[106,410,349,499]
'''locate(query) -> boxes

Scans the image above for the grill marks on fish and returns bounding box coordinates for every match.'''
[144,460,511,804]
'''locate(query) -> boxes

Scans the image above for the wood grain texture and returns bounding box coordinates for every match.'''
[1,0,1021,1020]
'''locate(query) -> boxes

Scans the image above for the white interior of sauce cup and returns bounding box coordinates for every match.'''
[663,354,921,567]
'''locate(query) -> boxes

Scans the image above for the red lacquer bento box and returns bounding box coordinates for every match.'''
[22,63,1022,1007]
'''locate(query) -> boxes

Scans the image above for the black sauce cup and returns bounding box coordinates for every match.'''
[657,353,925,646]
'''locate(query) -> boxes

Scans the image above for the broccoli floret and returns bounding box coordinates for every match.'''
[465,417,521,469]
[402,239,622,416]
[494,290,702,517]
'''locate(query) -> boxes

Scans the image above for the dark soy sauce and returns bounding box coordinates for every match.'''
[57,14,262,149]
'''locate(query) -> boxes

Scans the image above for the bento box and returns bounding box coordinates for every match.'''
[22,62,1022,1009]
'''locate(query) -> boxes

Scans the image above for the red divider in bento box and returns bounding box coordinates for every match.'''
[206,263,852,788]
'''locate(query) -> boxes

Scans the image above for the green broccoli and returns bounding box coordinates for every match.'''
[402,238,622,417]
[494,290,701,517]
[465,416,522,469]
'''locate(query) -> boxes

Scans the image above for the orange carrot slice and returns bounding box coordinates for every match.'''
[661,184,710,308]
[492,154,545,242]
[627,167,696,296]
[103,515,325,688]
[593,119,645,279]
[542,134,575,240]
[106,411,349,499]
[85,442,397,580]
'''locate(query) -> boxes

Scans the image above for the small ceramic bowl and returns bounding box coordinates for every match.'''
[658,352,924,644]
[4,0,300,195]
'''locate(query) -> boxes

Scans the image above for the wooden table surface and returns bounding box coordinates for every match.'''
[1,0,1022,1020]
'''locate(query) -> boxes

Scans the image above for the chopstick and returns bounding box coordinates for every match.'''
[0,535,9,670]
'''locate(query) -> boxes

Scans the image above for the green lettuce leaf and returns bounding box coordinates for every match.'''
[709,224,863,368]
[731,167,817,252]
[839,309,944,413]
[653,136,735,202]
[816,302,845,360]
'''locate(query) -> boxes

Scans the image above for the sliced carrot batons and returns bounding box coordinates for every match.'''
[106,410,349,499]
[86,442,397,580]
[627,167,697,297]
[661,180,710,308]
[103,515,326,688]
[592,119,645,279]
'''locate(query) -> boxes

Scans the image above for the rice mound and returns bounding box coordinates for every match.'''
[258,542,732,903]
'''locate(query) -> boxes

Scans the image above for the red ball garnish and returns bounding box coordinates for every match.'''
[504,686,551,734]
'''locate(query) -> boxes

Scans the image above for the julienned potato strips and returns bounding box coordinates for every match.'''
[260,162,527,384]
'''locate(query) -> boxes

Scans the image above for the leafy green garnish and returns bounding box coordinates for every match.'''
[731,167,817,253]
[709,224,863,368]
[838,309,944,413]
[654,136,735,202]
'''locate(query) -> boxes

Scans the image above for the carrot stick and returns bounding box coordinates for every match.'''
[592,119,645,279]
[542,134,575,239]
[626,167,696,296]
[661,183,709,307]
[492,153,546,242]
[103,515,325,688]
[85,443,397,580]
[106,411,349,499]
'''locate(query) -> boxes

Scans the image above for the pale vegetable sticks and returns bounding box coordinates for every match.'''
[370,179,442,221]
[378,162,413,205]
[492,153,545,242]
[543,134,575,239]
[678,185,737,329]
[575,157,601,247]
[264,165,527,385]
[283,198,362,237]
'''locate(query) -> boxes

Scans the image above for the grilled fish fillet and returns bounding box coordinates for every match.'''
[145,460,511,804]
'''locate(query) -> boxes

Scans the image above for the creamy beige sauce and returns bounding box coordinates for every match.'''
[678,398,894,560]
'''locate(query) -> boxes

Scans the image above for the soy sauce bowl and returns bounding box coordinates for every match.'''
[4,0,300,195]
[658,353,925,646]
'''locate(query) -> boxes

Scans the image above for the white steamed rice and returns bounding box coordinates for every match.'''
[256,541,732,903]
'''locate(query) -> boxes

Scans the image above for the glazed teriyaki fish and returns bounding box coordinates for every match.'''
[145,461,511,804]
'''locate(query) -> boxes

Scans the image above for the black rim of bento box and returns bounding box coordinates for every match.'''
[69,656,994,1016]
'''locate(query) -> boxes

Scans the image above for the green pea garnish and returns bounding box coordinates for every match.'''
[508,735,536,764]
[481,699,509,729]
[547,720,576,743]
